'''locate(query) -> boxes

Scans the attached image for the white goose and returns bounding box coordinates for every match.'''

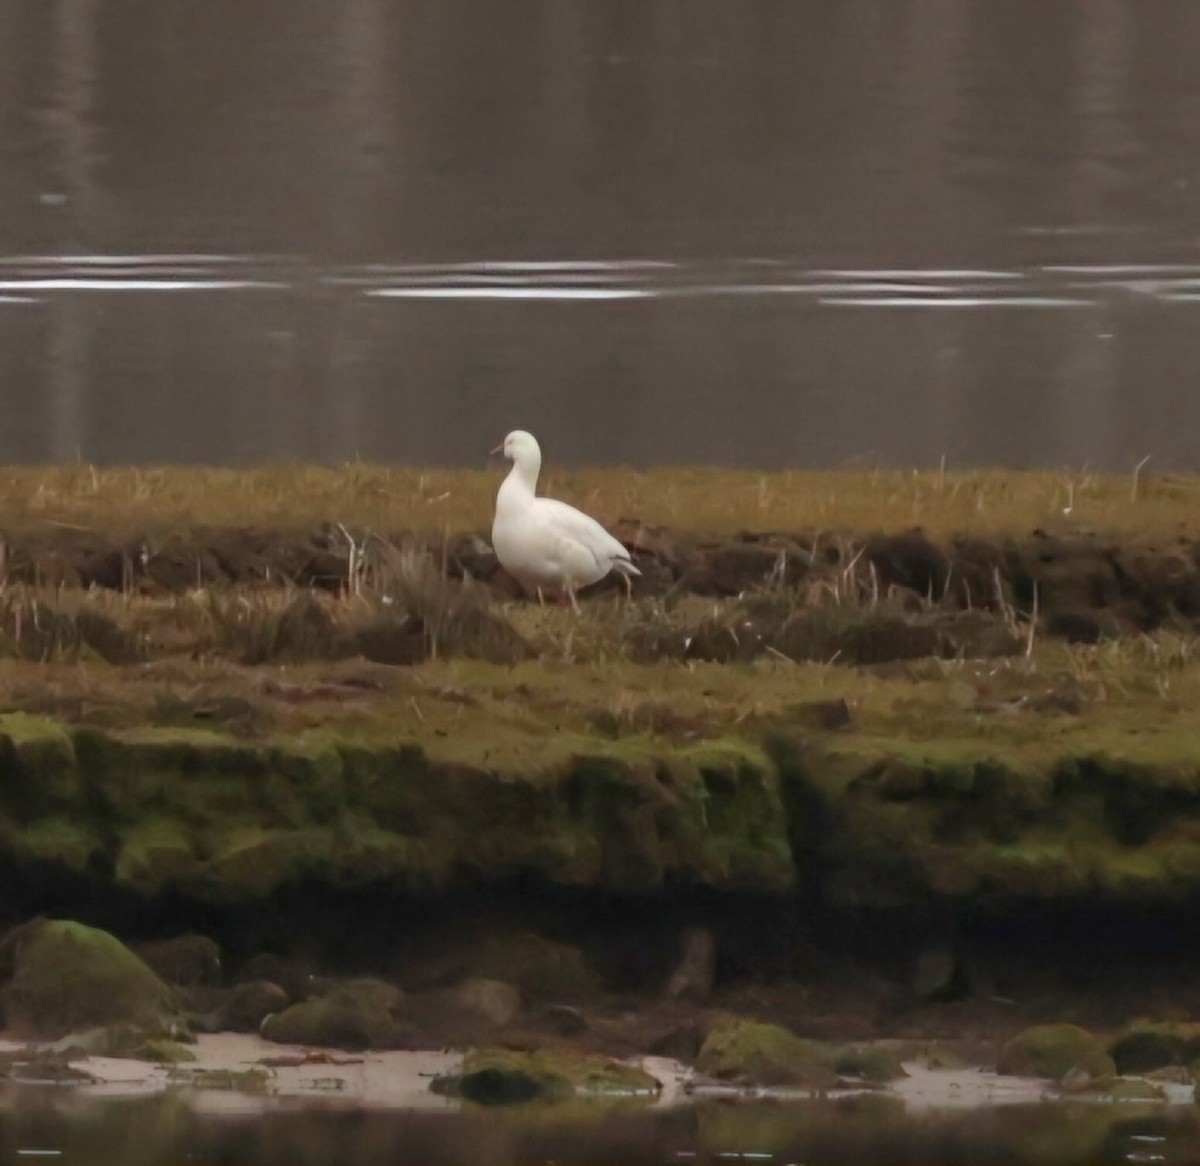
[490,430,640,610]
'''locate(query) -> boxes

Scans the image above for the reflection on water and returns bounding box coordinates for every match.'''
[7,3,1200,470]
[3,255,1200,472]
[1,1089,1198,1166]
[2,1,1200,470]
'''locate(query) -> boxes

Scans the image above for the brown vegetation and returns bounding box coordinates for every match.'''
[1,463,1197,542]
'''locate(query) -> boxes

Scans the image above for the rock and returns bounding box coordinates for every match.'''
[410,930,602,1001]
[236,952,318,1001]
[1,920,181,1040]
[132,934,222,987]
[452,977,522,1028]
[695,1015,837,1088]
[217,980,290,1033]
[666,927,717,1001]
[431,1046,660,1106]
[997,1023,1115,1083]
[1103,1077,1167,1102]
[139,1038,197,1063]
[592,1001,702,1060]
[261,977,407,1050]
[831,1044,907,1083]
[1110,1021,1200,1074]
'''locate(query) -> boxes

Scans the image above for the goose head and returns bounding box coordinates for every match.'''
[491,429,540,463]
[491,429,542,486]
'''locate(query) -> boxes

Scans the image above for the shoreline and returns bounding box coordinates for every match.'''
[2,1032,1191,1113]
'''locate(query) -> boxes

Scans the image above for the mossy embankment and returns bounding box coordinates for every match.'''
[2,638,1200,947]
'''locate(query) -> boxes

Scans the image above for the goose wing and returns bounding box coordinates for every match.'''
[531,497,634,568]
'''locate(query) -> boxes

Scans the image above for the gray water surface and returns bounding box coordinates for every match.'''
[3,2,1200,469]
[2,1087,1197,1166]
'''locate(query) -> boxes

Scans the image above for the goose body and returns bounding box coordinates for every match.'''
[491,430,640,607]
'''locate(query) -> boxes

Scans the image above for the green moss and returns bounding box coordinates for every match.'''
[269,745,344,822]
[0,712,76,749]
[8,816,101,873]
[0,714,78,815]
[997,1024,1116,1082]
[831,1044,907,1083]
[260,979,406,1051]
[115,817,201,892]
[327,814,445,887]
[432,1046,659,1106]
[202,825,330,900]
[138,1039,197,1063]
[1101,1077,1167,1101]
[0,671,1198,910]
[696,1016,837,1088]
[2,920,180,1039]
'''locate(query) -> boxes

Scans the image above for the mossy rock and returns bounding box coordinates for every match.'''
[2,920,181,1040]
[997,1023,1115,1083]
[1099,1077,1166,1102]
[215,979,291,1033]
[131,933,222,987]
[831,1044,907,1083]
[431,1046,659,1106]
[138,1038,197,1064]
[261,977,406,1050]
[696,1015,837,1088]
[1110,1021,1200,1074]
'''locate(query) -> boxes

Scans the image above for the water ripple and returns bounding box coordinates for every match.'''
[2,255,1200,306]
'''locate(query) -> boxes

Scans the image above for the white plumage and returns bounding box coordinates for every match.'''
[490,430,640,610]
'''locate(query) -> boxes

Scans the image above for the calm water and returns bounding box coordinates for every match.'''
[3,1,1200,471]
[3,1089,1199,1166]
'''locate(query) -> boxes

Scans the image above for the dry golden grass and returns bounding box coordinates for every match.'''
[0,463,1198,540]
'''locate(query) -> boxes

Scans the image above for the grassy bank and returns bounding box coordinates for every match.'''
[0,464,1195,915]
[1,463,1198,540]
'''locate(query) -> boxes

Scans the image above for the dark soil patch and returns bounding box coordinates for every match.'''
[2,523,1199,644]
